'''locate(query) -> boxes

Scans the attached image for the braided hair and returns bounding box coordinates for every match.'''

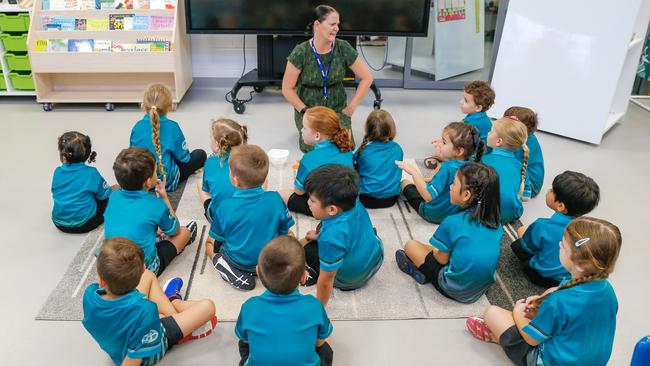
[210,118,248,165]
[456,163,500,229]
[493,117,528,197]
[304,106,353,152]
[355,109,396,163]
[142,83,173,177]
[58,131,97,164]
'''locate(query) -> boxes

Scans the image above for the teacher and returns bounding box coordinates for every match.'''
[282,5,373,152]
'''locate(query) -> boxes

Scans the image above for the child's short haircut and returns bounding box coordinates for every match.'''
[97,237,145,295]
[464,81,496,112]
[552,171,600,217]
[305,164,358,211]
[113,147,156,191]
[229,144,269,188]
[257,235,305,294]
[503,106,539,135]
[58,131,97,164]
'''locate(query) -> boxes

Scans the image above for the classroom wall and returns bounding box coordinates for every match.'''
[190,35,257,78]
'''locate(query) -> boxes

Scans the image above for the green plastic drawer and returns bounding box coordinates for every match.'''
[0,33,28,52]
[4,52,30,71]
[0,13,30,33]
[0,73,5,90]
[8,71,34,90]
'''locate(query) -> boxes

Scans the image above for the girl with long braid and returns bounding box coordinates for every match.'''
[467,217,621,366]
[130,84,207,191]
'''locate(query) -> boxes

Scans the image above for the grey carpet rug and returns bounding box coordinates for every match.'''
[37,158,542,321]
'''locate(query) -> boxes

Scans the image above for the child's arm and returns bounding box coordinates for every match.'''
[395,161,433,201]
[513,300,541,346]
[122,357,142,366]
[155,175,176,217]
[299,230,319,246]
[293,160,308,196]
[316,270,337,307]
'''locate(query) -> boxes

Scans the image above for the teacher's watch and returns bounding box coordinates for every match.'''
[299,106,308,115]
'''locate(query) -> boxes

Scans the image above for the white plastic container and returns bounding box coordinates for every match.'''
[267,149,289,166]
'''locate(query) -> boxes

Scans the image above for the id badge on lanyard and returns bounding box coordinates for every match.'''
[311,39,336,101]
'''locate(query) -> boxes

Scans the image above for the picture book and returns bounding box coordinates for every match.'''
[68,39,94,52]
[79,0,98,9]
[47,39,69,52]
[93,40,112,52]
[87,19,109,31]
[133,15,149,30]
[48,0,79,10]
[133,0,149,9]
[75,19,87,31]
[99,0,115,9]
[149,16,173,30]
[34,40,48,53]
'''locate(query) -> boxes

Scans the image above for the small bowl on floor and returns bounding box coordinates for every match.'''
[268,149,289,166]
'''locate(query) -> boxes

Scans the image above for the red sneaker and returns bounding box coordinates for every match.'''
[178,315,217,344]
[466,316,494,342]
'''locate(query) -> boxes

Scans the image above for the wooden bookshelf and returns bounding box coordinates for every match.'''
[27,0,192,111]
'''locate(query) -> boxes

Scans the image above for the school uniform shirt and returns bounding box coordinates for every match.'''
[482,148,524,223]
[464,111,492,144]
[209,187,295,270]
[420,159,467,223]
[318,200,384,288]
[202,153,236,218]
[104,189,179,273]
[354,140,404,198]
[130,114,191,191]
[235,290,333,366]
[429,211,503,303]
[82,284,165,366]
[520,212,572,281]
[294,140,353,191]
[523,279,618,366]
[516,133,545,198]
[51,162,112,227]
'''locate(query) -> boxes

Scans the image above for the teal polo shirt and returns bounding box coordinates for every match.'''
[209,187,295,271]
[235,290,333,366]
[420,159,467,224]
[51,162,112,227]
[520,212,572,281]
[130,114,191,191]
[104,189,179,273]
[202,153,236,219]
[354,140,404,198]
[482,148,524,223]
[294,140,353,191]
[516,133,545,198]
[523,279,618,366]
[318,200,384,289]
[429,211,503,303]
[464,111,492,144]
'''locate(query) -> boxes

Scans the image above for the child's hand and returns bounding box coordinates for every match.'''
[395,161,419,176]
[155,175,168,198]
[287,230,296,237]
[305,230,319,242]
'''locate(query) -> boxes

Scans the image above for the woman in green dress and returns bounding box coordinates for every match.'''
[282,5,373,152]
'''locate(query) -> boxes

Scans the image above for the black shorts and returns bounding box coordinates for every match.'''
[288,192,313,217]
[54,198,109,234]
[499,325,539,366]
[238,340,333,366]
[160,316,184,348]
[418,252,454,300]
[359,193,399,209]
[155,240,178,276]
[203,198,212,222]
[511,240,561,289]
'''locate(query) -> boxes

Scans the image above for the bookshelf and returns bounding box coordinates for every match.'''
[0,5,36,97]
[26,0,192,111]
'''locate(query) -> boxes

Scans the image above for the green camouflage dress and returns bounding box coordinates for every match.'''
[287,38,358,152]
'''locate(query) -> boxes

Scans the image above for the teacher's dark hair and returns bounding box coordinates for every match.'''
[306,5,338,34]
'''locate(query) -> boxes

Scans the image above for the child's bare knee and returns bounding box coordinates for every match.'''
[404,240,419,252]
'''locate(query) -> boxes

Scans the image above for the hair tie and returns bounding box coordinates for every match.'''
[506,115,520,122]
[575,237,591,247]
[151,106,157,111]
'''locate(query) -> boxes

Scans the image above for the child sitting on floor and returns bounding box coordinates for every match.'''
[504,106,545,199]
[205,144,295,291]
[398,122,485,224]
[104,147,197,276]
[197,118,248,222]
[512,171,600,288]
[395,163,502,304]
[82,237,216,366]
[52,131,116,233]
[236,235,334,366]
[300,164,384,307]
[354,109,404,209]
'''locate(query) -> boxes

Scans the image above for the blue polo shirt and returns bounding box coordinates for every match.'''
[51,162,112,227]
[294,140,353,191]
[104,189,179,273]
[130,114,191,192]
[482,148,524,223]
[318,200,384,288]
[420,159,466,224]
[202,153,236,219]
[523,279,618,366]
[82,284,165,366]
[235,290,333,366]
[464,111,492,144]
[354,140,404,198]
[516,133,545,198]
[209,187,295,271]
[520,212,572,281]
[429,211,503,303]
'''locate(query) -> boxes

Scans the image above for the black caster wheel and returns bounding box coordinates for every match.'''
[105,103,115,111]
[42,103,53,112]
[233,101,246,114]
[253,86,265,93]
[373,100,382,110]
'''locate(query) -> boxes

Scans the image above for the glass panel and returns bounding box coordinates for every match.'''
[357,36,406,83]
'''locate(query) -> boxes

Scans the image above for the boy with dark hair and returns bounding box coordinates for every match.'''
[82,237,217,366]
[206,144,295,291]
[511,170,600,287]
[104,147,198,276]
[301,164,384,307]
[236,235,334,366]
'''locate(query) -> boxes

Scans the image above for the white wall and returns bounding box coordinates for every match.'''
[190,35,257,78]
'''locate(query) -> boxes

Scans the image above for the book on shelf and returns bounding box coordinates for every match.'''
[87,19,109,31]
[136,37,170,51]
[99,0,115,9]
[111,42,150,52]
[68,39,94,52]
[133,15,149,30]
[79,0,99,9]
[93,39,112,52]
[42,16,77,31]
[133,0,149,9]
[75,18,87,31]
[35,39,48,52]
[149,15,173,30]
[150,0,174,10]
[47,39,69,52]
[46,0,80,10]
[109,14,134,30]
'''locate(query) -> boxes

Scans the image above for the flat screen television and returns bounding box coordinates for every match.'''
[185,0,431,36]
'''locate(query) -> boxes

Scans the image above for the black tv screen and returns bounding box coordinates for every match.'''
[185,0,431,36]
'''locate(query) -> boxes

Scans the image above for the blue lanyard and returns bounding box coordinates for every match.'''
[310,39,336,100]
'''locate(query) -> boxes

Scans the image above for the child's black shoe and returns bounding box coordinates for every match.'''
[395,249,427,284]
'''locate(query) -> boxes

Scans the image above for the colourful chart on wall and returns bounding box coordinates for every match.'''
[437,0,466,22]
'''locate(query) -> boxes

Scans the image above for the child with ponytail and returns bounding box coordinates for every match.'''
[395,163,503,303]
[354,109,404,209]
[504,107,544,199]
[467,217,621,366]
[130,83,207,192]
[52,131,116,233]
[198,118,248,222]
[482,117,528,223]
[397,122,485,224]
[280,106,353,216]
